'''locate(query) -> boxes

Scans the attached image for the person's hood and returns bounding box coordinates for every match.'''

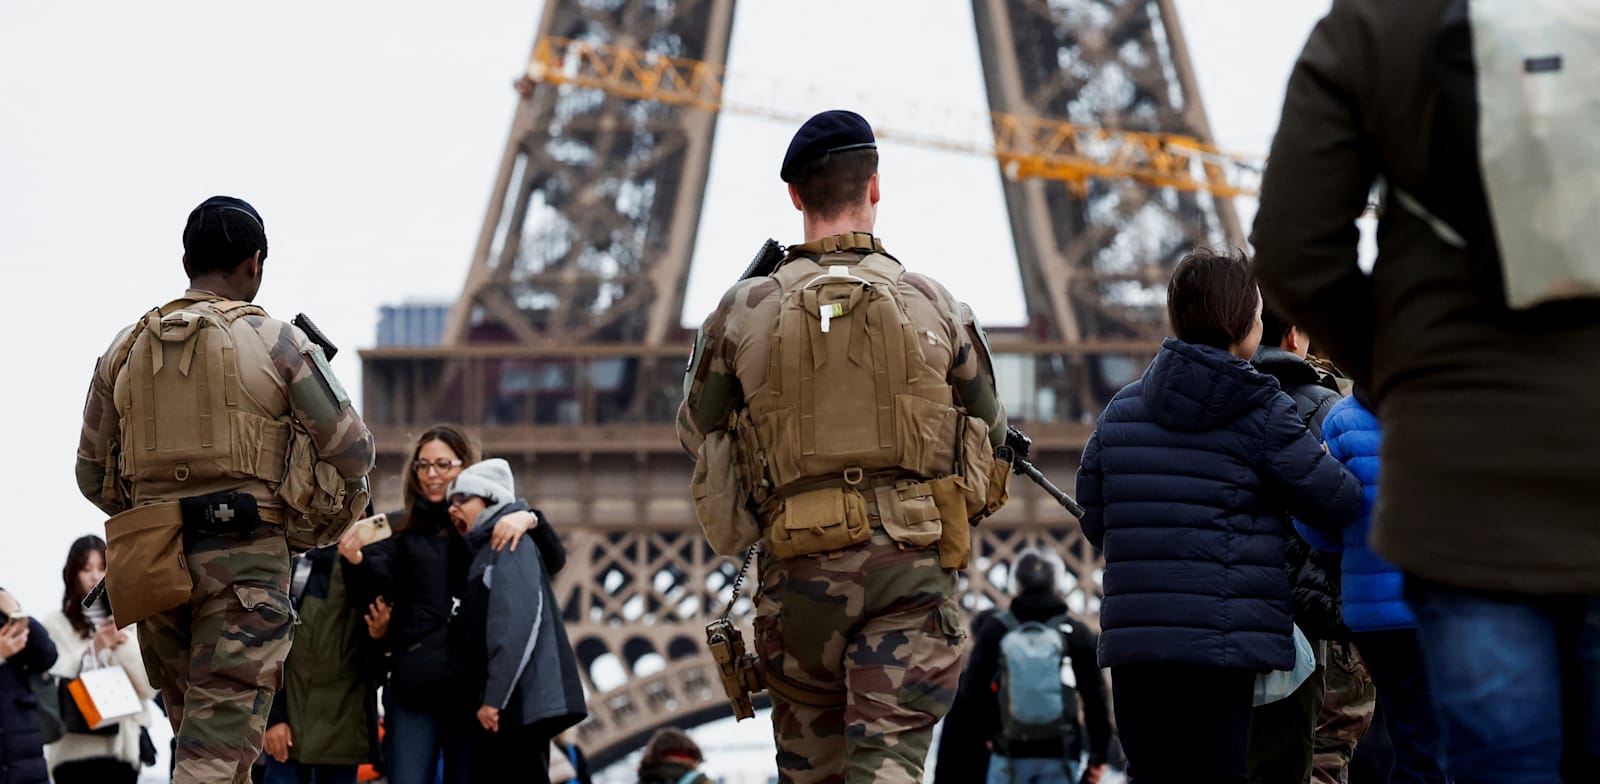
[1251,346,1325,389]
[1143,338,1280,432]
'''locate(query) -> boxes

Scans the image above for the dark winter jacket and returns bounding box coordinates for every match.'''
[0,617,58,784]
[347,500,468,709]
[347,498,569,711]
[268,548,380,765]
[954,593,1111,766]
[459,501,586,737]
[1298,394,1416,632]
[1252,346,1350,641]
[1077,339,1362,671]
[1252,0,1600,594]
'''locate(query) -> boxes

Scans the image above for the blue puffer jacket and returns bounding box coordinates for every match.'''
[1078,338,1362,671]
[1296,395,1415,632]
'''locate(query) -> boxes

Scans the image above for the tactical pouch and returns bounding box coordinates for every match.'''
[103,502,191,628]
[275,425,361,552]
[179,491,262,539]
[957,415,997,520]
[982,452,1012,520]
[873,479,943,550]
[765,487,871,559]
[692,428,763,557]
[930,476,971,569]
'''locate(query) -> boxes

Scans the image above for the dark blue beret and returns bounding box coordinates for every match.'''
[780,110,877,183]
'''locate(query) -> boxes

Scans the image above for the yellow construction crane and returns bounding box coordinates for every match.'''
[519,36,1262,198]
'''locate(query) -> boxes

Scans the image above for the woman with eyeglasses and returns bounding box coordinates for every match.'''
[338,425,565,784]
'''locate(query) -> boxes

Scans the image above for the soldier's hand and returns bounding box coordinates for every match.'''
[364,598,392,640]
[264,723,293,763]
[0,619,27,659]
[476,704,500,733]
[337,525,367,565]
[491,509,537,553]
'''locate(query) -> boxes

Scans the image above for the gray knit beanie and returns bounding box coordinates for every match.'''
[449,458,516,529]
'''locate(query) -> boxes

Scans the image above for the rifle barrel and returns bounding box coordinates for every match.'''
[1015,458,1086,519]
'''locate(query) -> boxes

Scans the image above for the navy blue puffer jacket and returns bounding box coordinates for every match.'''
[1077,339,1362,671]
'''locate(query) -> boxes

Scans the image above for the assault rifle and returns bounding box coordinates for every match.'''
[740,239,786,281]
[998,426,1087,519]
[292,313,339,360]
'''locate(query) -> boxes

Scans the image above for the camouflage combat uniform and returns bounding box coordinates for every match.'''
[1312,640,1377,784]
[77,289,374,784]
[680,236,1005,784]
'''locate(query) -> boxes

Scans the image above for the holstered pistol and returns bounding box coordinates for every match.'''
[705,618,763,720]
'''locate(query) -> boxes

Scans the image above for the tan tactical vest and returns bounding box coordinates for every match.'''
[744,243,965,496]
[112,298,296,516]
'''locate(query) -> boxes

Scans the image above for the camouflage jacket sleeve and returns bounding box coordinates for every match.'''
[952,301,1007,448]
[247,316,376,480]
[677,280,765,455]
[75,326,136,515]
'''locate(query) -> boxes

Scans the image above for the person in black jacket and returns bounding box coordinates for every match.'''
[1249,307,1375,784]
[0,588,58,784]
[448,459,586,783]
[1076,248,1362,784]
[337,425,556,784]
[955,551,1111,784]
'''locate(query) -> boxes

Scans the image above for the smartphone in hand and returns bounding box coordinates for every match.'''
[348,513,393,546]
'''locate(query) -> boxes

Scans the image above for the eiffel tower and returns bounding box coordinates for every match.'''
[359,0,1238,766]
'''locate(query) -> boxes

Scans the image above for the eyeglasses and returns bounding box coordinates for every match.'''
[447,494,478,508]
[414,459,464,475]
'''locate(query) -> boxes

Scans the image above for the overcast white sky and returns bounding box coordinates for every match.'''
[0,0,1329,648]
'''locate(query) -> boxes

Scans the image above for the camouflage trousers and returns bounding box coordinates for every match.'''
[754,531,964,784]
[1311,640,1377,784]
[138,527,293,784]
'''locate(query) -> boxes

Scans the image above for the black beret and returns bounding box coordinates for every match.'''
[183,195,268,262]
[780,110,877,183]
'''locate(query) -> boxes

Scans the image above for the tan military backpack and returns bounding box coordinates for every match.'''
[115,298,363,552]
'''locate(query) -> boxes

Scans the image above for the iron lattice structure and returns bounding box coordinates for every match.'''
[359,0,1238,766]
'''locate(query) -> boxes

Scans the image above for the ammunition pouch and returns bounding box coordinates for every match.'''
[930,476,971,569]
[691,427,763,557]
[764,486,872,559]
[982,451,1012,520]
[103,502,192,628]
[871,479,943,550]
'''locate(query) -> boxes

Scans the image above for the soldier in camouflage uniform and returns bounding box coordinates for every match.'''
[76,196,375,784]
[679,111,1007,784]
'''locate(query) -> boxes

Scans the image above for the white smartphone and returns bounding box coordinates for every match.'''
[348,513,393,546]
